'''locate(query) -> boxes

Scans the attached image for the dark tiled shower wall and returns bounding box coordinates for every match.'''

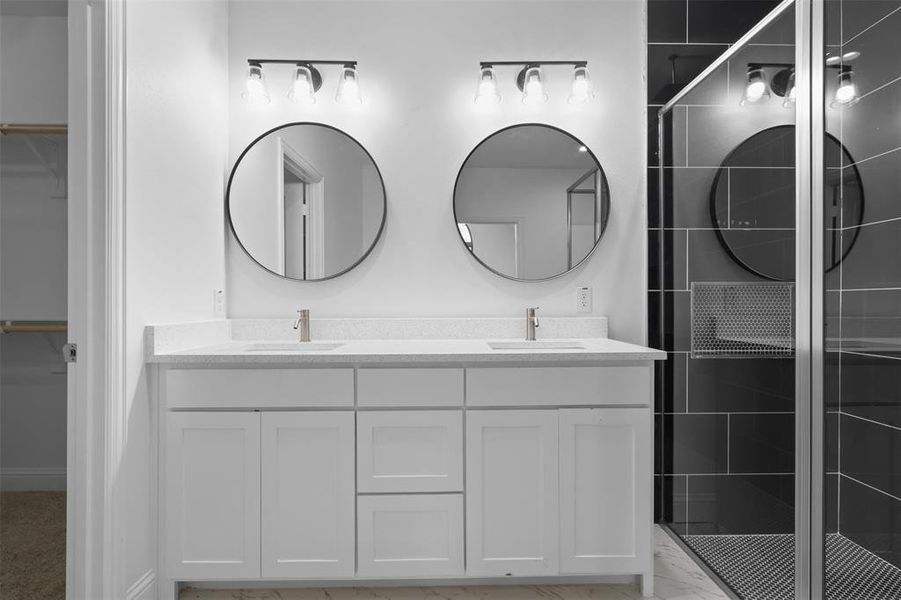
[828,0,901,570]
[647,0,789,533]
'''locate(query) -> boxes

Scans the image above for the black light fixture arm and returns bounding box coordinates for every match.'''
[480,60,588,68]
[248,59,358,67]
[747,61,849,72]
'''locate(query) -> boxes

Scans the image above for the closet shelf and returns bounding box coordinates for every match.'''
[0,124,67,135]
[0,320,68,334]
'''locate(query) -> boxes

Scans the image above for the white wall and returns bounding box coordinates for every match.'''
[124,0,228,589]
[226,0,648,344]
[0,14,68,124]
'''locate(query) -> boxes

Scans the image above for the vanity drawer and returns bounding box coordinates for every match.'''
[357,410,463,493]
[164,368,354,408]
[357,368,463,407]
[357,494,464,577]
[466,366,651,407]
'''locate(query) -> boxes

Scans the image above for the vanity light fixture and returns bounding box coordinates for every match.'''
[739,56,861,109]
[474,61,592,105]
[782,71,797,108]
[568,64,595,104]
[474,65,501,105]
[243,62,271,105]
[336,64,362,104]
[521,65,548,105]
[832,66,859,107]
[243,59,360,106]
[289,64,321,104]
[740,65,770,105]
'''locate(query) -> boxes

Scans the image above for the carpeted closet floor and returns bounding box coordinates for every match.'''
[0,491,66,600]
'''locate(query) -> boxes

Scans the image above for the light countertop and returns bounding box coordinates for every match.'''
[149,337,666,365]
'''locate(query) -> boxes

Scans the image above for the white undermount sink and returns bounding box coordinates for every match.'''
[243,342,344,352]
[488,341,587,350]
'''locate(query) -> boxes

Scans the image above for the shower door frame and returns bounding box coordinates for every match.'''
[655,0,826,598]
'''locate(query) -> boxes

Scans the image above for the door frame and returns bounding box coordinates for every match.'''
[276,136,325,279]
[67,0,128,598]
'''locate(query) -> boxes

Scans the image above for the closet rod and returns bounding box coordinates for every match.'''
[0,124,68,135]
[0,320,68,334]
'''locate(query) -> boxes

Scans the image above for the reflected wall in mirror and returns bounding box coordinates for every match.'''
[710,125,864,281]
[227,123,386,281]
[453,124,610,281]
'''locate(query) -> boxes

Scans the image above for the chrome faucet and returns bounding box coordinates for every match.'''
[293,309,311,342]
[526,307,540,341]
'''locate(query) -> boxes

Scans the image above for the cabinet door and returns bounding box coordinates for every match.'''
[261,412,355,578]
[357,410,463,493]
[357,494,464,577]
[559,408,651,574]
[165,412,261,579]
[466,410,559,576]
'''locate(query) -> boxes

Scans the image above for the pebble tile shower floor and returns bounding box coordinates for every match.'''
[683,533,901,600]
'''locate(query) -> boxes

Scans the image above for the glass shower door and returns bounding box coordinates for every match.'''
[821,1,901,598]
[656,3,800,599]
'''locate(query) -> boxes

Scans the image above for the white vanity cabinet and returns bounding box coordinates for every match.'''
[156,359,657,596]
[466,410,559,576]
[165,412,261,579]
[558,408,651,574]
[260,412,355,578]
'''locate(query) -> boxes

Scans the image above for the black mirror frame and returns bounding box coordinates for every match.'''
[452,123,611,282]
[226,121,388,282]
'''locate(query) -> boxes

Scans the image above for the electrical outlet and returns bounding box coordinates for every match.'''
[213,288,226,318]
[576,286,592,313]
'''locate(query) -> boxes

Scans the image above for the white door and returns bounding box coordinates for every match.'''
[165,412,261,579]
[559,408,651,574]
[261,411,355,578]
[466,410,559,576]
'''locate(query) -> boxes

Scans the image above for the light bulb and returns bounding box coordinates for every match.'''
[243,63,270,105]
[521,66,548,105]
[832,68,859,107]
[289,65,316,104]
[568,65,594,104]
[474,65,501,105]
[740,66,770,106]
[336,65,362,104]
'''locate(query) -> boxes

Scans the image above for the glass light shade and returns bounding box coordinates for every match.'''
[521,66,548,105]
[242,64,270,105]
[568,65,595,104]
[336,65,362,104]
[289,65,316,104]
[832,69,859,107]
[783,72,796,108]
[474,66,501,105]
[740,67,770,105]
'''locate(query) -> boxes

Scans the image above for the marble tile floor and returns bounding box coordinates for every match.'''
[179,526,730,600]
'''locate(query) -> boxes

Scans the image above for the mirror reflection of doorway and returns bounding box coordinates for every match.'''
[279,138,324,280]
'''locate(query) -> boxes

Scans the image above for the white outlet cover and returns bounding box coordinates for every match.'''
[576,286,593,313]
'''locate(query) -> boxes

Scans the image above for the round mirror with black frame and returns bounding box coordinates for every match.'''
[453,124,611,281]
[710,125,864,281]
[227,122,386,281]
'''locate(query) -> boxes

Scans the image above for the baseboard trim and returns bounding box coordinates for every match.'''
[0,468,66,491]
[127,569,156,600]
